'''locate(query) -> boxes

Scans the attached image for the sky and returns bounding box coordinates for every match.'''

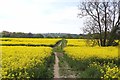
[0,0,84,34]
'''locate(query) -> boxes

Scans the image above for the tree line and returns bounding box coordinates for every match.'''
[1,31,44,38]
[0,31,82,38]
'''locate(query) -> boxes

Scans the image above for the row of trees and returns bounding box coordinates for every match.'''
[1,31,44,38]
[79,0,120,46]
[1,31,82,38]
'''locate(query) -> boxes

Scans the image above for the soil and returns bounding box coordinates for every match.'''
[53,52,60,78]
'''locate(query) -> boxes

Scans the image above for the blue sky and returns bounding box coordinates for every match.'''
[0,0,84,34]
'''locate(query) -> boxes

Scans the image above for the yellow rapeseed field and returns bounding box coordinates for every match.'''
[64,39,119,78]
[1,46,52,78]
[66,39,86,46]
[0,38,61,45]
[64,46,118,60]
[0,38,61,78]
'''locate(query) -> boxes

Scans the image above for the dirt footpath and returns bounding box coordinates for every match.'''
[54,52,60,78]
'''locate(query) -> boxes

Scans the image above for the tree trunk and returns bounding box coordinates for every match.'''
[103,2,108,46]
[96,4,103,46]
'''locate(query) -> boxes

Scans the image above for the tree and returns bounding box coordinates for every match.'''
[2,31,10,37]
[78,0,120,46]
[1,31,45,38]
[106,1,120,46]
[34,34,44,38]
[27,33,33,38]
[83,17,100,46]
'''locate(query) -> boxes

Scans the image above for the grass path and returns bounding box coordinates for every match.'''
[53,39,79,78]
[58,53,79,78]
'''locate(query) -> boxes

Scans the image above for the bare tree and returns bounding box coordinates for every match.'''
[78,0,120,46]
[107,1,120,46]
[83,17,100,46]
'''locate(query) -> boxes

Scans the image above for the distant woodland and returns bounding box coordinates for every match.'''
[0,31,83,38]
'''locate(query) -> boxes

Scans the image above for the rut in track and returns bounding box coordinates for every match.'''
[53,52,60,78]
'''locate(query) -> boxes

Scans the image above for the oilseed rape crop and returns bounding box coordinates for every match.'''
[0,38,61,78]
[1,38,119,79]
[0,38,61,46]
[64,46,118,60]
[1,46,52,78]
[64,39,119,79]
[66,39,86,47]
